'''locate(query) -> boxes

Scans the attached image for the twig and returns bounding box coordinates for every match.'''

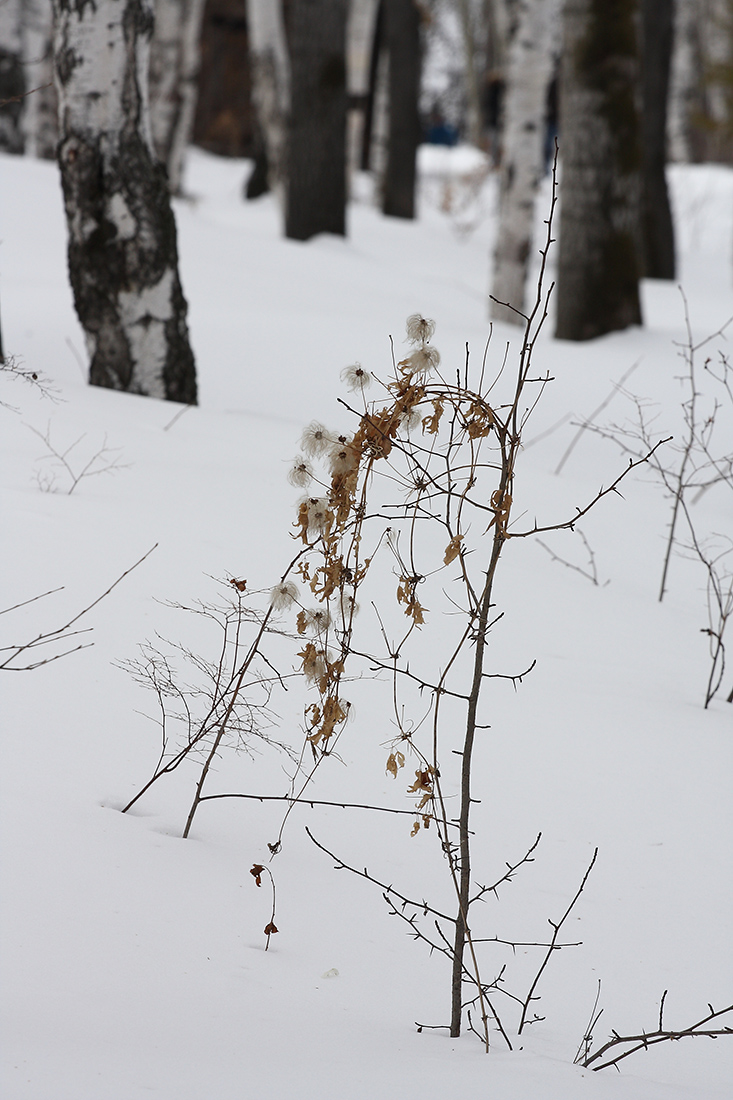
[573,979,604,1065]
[305,826,456,924]
[536,529,604,586]
[582,996,733,1071]
[1,545,157,671]
[199,790,459,825]
[517,848,598,1033]
[554,361,641,475]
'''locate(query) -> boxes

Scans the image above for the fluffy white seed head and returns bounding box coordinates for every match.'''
[302,496,333,538]
[406,314,436,345]
[288,455,313,488]
[402,345,441,376]
[328,439,358,478]
[337,592,359,620]
[270,581,298,610]
[341,362,371,391]
[406,406,426,434]
[304,607,331,634]
[300,421,333,458]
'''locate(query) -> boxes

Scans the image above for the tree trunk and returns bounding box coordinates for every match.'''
[284,0,348,240]
[0,0,25,153]
[382,0,421,220]
[668,0,697,162]
[455,0,483,149]
[555,0,643,342]
[245,0,290,198]
[346,0,380,179]
[20,0,59,159]
[490,0,559,324]
[192,0,255,157]
[53,0,197,403]
[640,0,675,279]
[149,0,207,193]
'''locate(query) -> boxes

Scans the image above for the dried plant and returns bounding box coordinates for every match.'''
[265,163,667,1050]
[120,579,300,837]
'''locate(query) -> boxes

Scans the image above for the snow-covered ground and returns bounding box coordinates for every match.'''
[1,147,732,1100]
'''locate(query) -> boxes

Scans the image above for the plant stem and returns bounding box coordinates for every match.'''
[450,521,506,1040]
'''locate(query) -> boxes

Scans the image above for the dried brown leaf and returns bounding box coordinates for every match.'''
[443,534,463,565]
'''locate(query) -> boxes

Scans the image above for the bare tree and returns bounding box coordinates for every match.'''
[149,0,208,193]
[640,0,675,279]
[19,0,59,159]
[490,0,560,324]
[382,0,422,219]
[284,0,348,240]
[0,0,24,152]
[53,0,197,402]
[346,0,380,179]
[555,0,643,341]
[245,0,290,199]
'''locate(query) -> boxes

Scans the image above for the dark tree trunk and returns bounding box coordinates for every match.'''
[284,0,347,241]
[640,0,675,279]
[192,0,255,158]
[54,0,197,403]
[0,0,25,154]
[245,117,270,198]
[382,0,421,220]
[555,0,643,342]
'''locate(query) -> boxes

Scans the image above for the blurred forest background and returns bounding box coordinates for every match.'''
[1,1,732,391]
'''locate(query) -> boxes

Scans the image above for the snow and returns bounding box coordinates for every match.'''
[1,146,732,1100]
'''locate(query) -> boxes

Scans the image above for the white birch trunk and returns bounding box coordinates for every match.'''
[490,0,559,324]
[455,0,483,148]
[245,0,290,197]
[0,0,24,152]
[53,0,196,402]
[20,0,58,159]
[346,0,380,179]
[149,0,206,193]
[668,0,698,162]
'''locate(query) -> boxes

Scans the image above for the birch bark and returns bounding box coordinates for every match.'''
[20,0,59,159]
[245,0,289,197]
[555,0,643,342]
[490,0,559,324]
[149,0,207,193]
[53,0,197,402]
[346,0,380,179]
[668,0,698,162]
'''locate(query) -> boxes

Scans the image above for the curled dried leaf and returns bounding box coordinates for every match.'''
[407,768,433,794]
[422,397,445,434]
[386,750,406,778]
[250,864,264,887]
[444,534,463,565]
